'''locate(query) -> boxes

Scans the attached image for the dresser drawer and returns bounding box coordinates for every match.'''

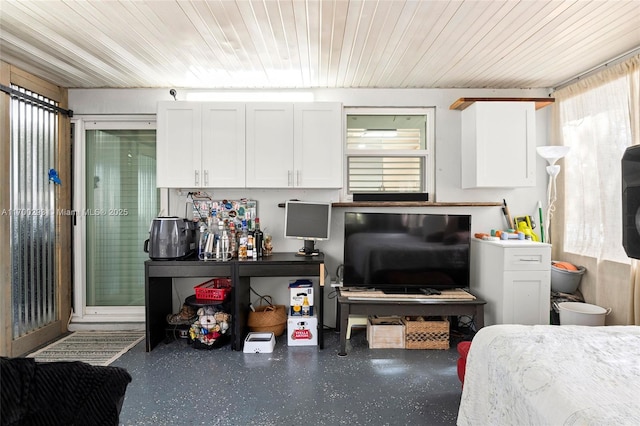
[503,247,551,271]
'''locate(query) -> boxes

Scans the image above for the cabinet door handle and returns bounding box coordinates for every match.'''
[204,170,209,187]
[517,258,541,262]
[296,170,301,186]
[288,170,293,187]
[195,170,199,186]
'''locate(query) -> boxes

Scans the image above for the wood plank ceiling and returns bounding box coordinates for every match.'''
[1,0,639,90]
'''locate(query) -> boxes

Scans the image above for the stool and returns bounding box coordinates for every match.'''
[346,315,368,339]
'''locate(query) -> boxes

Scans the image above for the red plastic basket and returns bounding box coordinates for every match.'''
[194,278,231,300]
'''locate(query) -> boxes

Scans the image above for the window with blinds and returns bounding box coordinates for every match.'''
[346,110,434,196]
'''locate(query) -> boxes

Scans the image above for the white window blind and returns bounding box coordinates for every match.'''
[347,156,424,192]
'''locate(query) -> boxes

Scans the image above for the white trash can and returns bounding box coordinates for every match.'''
[557,302,611,326]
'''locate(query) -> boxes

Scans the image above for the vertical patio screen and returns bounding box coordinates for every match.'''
[10,85,58,338]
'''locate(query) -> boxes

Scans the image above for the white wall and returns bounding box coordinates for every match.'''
[69,87,553,327]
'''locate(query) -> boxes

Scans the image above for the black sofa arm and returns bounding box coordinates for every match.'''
[1,356,132,426]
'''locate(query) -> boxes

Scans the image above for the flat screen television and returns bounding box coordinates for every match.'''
[343,212,471,293]
[284,200,332,256]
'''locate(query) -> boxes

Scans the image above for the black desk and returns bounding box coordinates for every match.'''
[145,253,325,352]
[337,290,485,356]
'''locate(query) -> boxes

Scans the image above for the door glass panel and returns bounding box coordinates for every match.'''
[85,129,158,306]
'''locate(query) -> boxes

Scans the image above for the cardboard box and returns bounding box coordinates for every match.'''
[243,332,276,353]
[289,279,314,316]
[287,315,318,346]
[367,316,405,349]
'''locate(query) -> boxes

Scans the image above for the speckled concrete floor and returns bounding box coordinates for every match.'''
[113,328,466,426]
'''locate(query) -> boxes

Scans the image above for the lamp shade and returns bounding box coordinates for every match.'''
[537,146,570,166]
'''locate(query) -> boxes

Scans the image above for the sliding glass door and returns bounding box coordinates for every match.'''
[73,118,158,324]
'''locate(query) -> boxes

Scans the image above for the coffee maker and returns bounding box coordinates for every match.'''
[144,217,196,260]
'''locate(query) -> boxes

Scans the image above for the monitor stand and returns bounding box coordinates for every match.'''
[296,240,319,257]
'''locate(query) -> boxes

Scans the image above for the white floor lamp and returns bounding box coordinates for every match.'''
[537,146,570,244]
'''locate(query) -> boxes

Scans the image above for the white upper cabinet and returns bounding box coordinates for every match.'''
[156,102,245,188]
[294,103,343,188]
[459,100,536,188]
[156,101,202,188]
[245,103,295,188]
[246,102,343,188]
[158,101,342,189]
[201,103,246,188]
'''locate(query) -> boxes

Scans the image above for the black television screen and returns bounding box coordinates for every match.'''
[343,212,471,292]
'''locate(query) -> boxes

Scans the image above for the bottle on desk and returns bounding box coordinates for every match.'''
[198,221,208,260]
[237,219,248,259]
[247,234,254,259]
[215,219,223,260]
[254,218,264,258]
[219,219,230,261]
[229,222,237,258]
[201,217,217,261]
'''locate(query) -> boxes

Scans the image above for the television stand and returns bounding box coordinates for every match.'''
[337,288,485,356]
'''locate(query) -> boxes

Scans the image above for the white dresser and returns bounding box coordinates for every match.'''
[471,238,552,326]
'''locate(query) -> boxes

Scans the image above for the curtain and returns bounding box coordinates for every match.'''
[553,54,640,325]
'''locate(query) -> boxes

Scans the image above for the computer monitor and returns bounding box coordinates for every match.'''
[284,200,331,256]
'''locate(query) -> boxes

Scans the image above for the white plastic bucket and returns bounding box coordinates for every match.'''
[557,302,611,326]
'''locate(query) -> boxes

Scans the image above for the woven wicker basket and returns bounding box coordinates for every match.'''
[404,316,449,350]
[247,296,287,337]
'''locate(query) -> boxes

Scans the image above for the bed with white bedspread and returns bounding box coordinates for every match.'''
[457,324,640,426]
